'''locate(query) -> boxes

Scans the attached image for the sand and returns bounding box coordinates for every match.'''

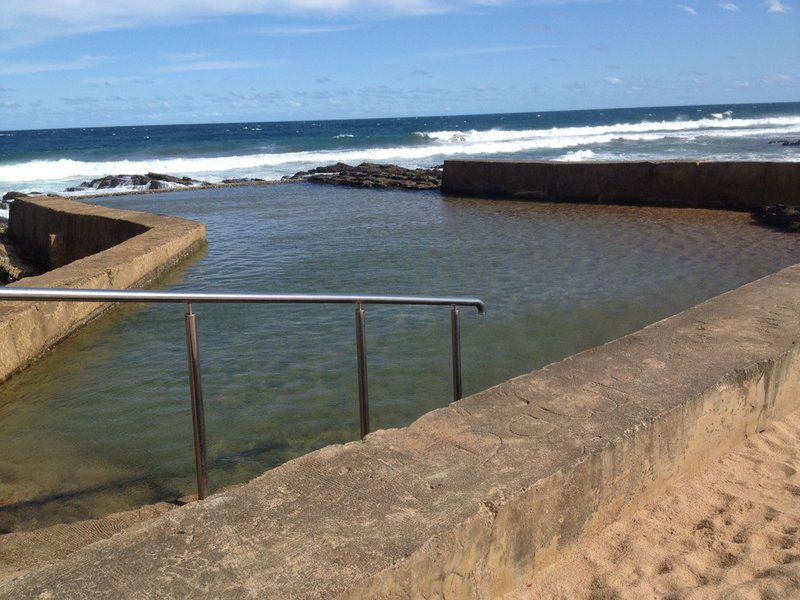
[509,409,800,599]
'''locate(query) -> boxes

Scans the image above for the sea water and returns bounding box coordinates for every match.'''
[1,102,799,199]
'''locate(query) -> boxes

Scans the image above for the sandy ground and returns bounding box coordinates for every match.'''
[509,409,800,599]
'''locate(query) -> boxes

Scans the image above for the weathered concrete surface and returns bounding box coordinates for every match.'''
[442,160,800,210]
[0,502,176,584]
[3,256,800,598]
[9,197,150,269]
[0,196,206,384]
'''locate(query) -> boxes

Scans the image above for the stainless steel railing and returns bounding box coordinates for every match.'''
[0,287,485,500]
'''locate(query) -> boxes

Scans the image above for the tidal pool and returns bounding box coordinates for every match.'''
[1,183,799,531]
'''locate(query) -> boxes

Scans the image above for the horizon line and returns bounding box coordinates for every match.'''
[1,99,799,134]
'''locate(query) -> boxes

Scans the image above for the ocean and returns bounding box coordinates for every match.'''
[1,101,799,201]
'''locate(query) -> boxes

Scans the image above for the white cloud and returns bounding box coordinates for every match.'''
[766,0,790,12]
[605,76,625,85]
[159,60,281,72]
[165,52,209,62]
[718,2,739,10]
[678,4,698,15]
[422,44,555,58]
[0,1,490,32]
[0,55,101,75]
[254,24,358,34]
[0,1,482,47]
[5,1,653,46]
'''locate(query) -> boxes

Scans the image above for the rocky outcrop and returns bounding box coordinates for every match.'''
[284,162,442,190]
[2,164,441,200]
[754,204,800,232]
[0,223,43,284]
[221,177,266,184]
[65,173,203,192]
[2,191,34,202]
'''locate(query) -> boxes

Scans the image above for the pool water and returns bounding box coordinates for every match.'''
[1,183,799,531]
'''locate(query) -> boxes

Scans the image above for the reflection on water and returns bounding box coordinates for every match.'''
[1,183,799,531]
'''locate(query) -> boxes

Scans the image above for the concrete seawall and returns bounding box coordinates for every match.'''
[0,196,206,384]
[442,160,800,209]
[4,256,800,598]
[8,198,151,269]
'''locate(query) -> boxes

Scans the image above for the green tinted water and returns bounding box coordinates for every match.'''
[1,183,799,531]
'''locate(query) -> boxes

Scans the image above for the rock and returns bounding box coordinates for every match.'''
[145,172,199,186]
[221,178,266,184]
[296,162,442,191]
[754,204,800,232]
[2,191,28,202]
[65,173,201,193]
[283,171,308,181]
[768,139,800,147]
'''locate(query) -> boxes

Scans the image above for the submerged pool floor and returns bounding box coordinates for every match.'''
[2,183,799,531]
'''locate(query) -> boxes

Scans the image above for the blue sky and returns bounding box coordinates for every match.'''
[0,0,797,130]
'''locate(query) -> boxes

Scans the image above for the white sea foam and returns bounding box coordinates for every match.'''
[2,113,799,191]
[333,133,355,138]
[555,149,598,161]
[416,115,800,144]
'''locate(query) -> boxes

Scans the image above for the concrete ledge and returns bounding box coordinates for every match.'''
[441,160,800,210]
[8,198,150,269]
[0,196,206,384]
[3,256,800,598]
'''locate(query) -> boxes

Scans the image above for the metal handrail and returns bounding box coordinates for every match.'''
[0,287,485,500]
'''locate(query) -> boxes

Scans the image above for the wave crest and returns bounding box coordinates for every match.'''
[2,113,799,186]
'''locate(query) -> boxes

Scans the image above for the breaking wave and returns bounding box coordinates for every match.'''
[414,114,800,145]
[555,149,599,161]
[2,113,799,187]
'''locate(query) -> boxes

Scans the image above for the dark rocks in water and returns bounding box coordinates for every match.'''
[221,177,266,184]
[755,204,800,232]
[768,139,800,147]
[285,162,441,190]
[146,172,199,185]
[65,173,202,192]
[2,191,29,202]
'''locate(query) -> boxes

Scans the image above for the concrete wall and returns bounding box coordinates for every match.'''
[442,160,800,210]
[4,257,800,598]
[9,199,149,269]
[0,196,206,384]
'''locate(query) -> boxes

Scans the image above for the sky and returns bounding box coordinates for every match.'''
[0,0,798,130]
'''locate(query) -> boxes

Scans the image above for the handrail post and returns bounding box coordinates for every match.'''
[184,303,209,500]
[355,302,369,439]
[451,305,463,402]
